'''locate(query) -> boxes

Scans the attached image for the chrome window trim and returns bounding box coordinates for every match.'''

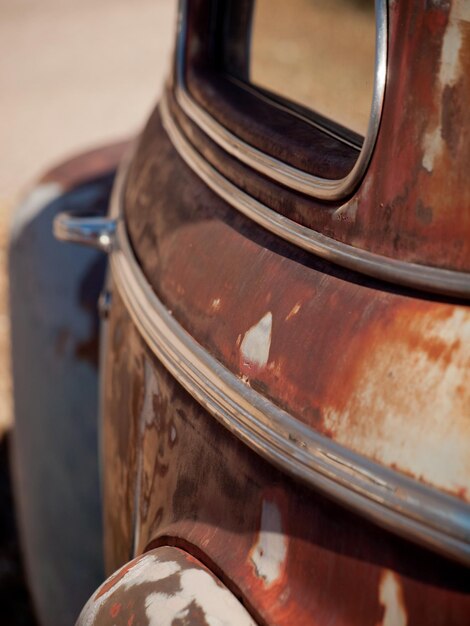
[175,0,388,201]
[225,75,363,152]
[108,156,470,566]
[160,91,470,299]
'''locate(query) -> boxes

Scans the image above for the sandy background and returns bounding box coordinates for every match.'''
[0,0,177,435]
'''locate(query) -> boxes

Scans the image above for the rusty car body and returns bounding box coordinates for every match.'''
[9,0,470,624]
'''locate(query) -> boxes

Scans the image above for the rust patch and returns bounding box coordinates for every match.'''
[137,208,470,501]
[75,254,107,368]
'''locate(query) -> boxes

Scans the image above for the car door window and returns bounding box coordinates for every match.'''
[249,0,375,137]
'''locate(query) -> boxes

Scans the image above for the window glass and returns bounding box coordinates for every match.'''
[249,0,375,137]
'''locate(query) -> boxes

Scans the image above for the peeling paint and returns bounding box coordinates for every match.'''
[79,555,181,626]
[423,0,470,172]
[104,296,470,626]
[250,499,287,586]
[146,568,256,626]
[78,549,256,626]
[378,570,407,626]
[422,125,443,173]
[240,312,272,370]
[439,0,470,89]
[141,360,160,431]
[322,308,470,496]
[122,556,181,588]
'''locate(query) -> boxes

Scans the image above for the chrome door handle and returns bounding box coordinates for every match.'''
[53,212,116,253]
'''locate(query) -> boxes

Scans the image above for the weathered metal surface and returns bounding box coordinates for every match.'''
[178,0,470,272]
[124,115,470,504]
[111,164,470,564]
[162,89,469,298]
[350,0,470,269]
[9,141,129,626]
[78,546,257,626]
[102,281,143,573]
[103,291,470,626]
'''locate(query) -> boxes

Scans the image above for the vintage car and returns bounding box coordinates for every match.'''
[9,0,470,624]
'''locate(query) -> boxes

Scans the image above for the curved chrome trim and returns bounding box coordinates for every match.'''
[175,0,388,200]
[161,92,470,299]
[109,159,470,566]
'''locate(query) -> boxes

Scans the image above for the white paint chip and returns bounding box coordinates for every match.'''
[79,551,256,626]
[422,0,470,172]
[240,312,273,369]
[146,566,256,626]
[378,570,407,626]
[77,555,181,626]
[141,360,160,430]
[422,126,443,173]
[123,556,181,589]
[439,0,470,89]
[250,499,287,586]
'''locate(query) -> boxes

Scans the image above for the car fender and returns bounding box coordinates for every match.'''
[9,140,130,626]
[77,546,258,626]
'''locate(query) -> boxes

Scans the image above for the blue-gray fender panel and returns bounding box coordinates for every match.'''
[9,170,114,626]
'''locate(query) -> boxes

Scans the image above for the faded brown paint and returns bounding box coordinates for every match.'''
[102,304,144,573]
[125,115,470,502]
[102,293,470,626]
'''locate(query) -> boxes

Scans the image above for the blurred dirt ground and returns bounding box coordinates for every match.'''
[0,0,176,621]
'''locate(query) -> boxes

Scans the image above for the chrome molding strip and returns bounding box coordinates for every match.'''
[109,161,470,566]
[161,92,470,298]
[174,0,388,201]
